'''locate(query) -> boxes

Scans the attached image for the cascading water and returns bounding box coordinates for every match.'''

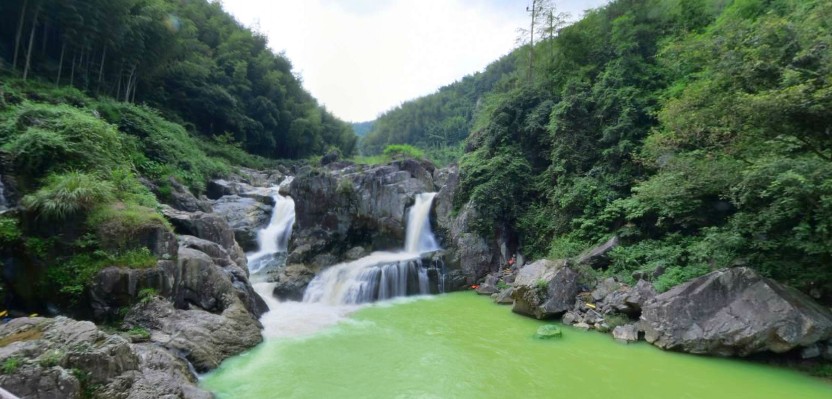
[248,177,295,277]
[303,192,440,305]
[0,179,8,213]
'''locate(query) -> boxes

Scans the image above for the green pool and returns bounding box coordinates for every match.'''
[201,292,832,398]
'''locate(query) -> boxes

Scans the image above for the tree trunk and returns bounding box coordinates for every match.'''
[40,17,48,55]
[12,0,29,71]
[97,47,107,92]
[115,65,123,99]
[55,41,65,85]
[124,65,136,102]
[70,51,77,87]
[528,0,537,83]
[22,6,40,82]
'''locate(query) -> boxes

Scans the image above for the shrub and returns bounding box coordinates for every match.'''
[0,215,21,245]
[383,144,425,160]
[1,357,21,374]
[22,172,115,220]
[138,288,159,303]
[48,248,158,304]
[88,203,171,251]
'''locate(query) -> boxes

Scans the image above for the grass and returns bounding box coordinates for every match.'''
[21,172,115,220]
[1,357,22,374]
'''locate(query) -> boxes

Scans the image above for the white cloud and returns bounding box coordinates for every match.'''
[220,0,608,122]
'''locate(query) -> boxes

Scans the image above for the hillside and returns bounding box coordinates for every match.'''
[366,0,832,302]
[0,0,356,159]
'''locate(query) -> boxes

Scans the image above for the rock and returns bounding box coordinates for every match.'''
[177,247,266,317]
[320,150,340,166]
[583,309,603,325]
[800,344,822,359]
[641,267,832,356]
[493,288,514,305]
[206,179,250,200]
[0,364,81,399]
[624,280,657,312]
[613,324,639,343]
[574,236,619,269]
[475,274,500,295]
[89,261,180,320]
[591,277,620,302]
[272,264,316,301]
[161,206,247,268]
[210,195,272,252]
[535,325,562,339]
[511,260,580,320]
[165,177,212,213]
[344,246,368,261]
[574,322,591,331]
[562,312,578,325]
[823,342,832,361]
[124,297,262,372]
[595,322,611,333]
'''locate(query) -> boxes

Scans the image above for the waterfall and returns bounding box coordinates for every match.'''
[404,193,439,253]
[303,192,439,305]
[248,177,295,276]
[0,179,8,213]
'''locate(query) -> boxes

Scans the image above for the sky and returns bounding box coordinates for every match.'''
[221,0,611,122]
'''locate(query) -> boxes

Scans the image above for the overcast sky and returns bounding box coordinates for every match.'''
[221,0,610,122]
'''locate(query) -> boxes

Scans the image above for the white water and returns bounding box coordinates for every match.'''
[404,192,439,253]
[248,177,294,276]
[303,192,439,305]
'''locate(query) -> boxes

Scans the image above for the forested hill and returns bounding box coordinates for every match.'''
[360,52,517,163]
[0,0,356,159]
[373,0,832,302]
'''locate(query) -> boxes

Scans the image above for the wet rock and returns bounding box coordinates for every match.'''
[613,324,639,343]
[535,325,562,339]
[641,267,832,356]
[475,274,500,295]
[511,260,580,320]
[493,288,514,305]
[272,264,316,301]
[344,246,368,261]
[210,195,272,252]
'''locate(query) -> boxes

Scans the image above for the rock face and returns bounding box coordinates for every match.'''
[287,160,436,265]
[210,195,272,252]
[271,264,316,301]
[511,260,579,319]
[161,205,247,268]
[123,297,262,372]
[574,236,619,269]
[641,267,832,356]
[0,317,212,399]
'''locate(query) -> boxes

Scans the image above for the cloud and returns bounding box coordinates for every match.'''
[221,0,608,122]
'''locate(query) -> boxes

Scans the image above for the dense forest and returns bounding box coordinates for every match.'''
[0,0,356,159]
[365,0,832,302]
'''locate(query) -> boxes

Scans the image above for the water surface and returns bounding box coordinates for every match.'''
[202,293,832,399]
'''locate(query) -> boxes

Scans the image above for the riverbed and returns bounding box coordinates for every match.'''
[201,292,832,398]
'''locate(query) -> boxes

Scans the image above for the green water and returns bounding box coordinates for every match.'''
[201,293,832,398]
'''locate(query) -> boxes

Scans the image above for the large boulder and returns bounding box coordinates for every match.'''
[89,261,180,320]
[161,205,247,268]
[271,264,316,301]
[574,236,619,269]
[210,195,272,252]
[641,267,832,356]
[0,316,212,399]
[124,297,262,372]
[511,260,580,319]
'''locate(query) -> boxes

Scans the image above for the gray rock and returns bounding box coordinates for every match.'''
[574,322,591,331]
[161,206,247,268]
[800,344,821,359]
[89,261,179,320]
[613,324,639,343]
[475,274,500,295]
[574,236,619,269]
[562,312,578,325]
[272,264,316,301]
[823,341,832,361]
[625,279,657,311]
[493,288,514,305]
[210,195,272,252]
[177,247,266,317]
[641,267,832,356]
[511,260,580,319]
[592,277,620,302]
[344,246,368,261]
[124,298,262,372]
[165,177,212,213]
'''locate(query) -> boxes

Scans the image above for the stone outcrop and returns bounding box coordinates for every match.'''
[641,267,832,356]
[271,264,316,301]
[0,317,213,399]
[123,297,262,372]
[161,205,247,268]
[210,195,272,252]
[511,260,579,319]
[287,160,436,265]
[574,236,619,269]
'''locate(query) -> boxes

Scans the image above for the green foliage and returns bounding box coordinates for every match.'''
[0,215,21,245]
[47,248,158,304]
[125,327,151,341]
[1,357,21,374]
[496,280,510,290]
[88,203,170,252]
[37,350,64,368]
[382,144,426,160]
[603,314,631,330]
[654,264,711,293]
[22,172,116,220]
[535,279,549,291]
[138,288,160,304]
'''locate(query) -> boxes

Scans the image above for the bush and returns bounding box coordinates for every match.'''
[48,248,158,304]
[1,357,21,374]
[87,203,171,252]
[383,144,425,160]
[0,215,21,245]
[22,172,115,220]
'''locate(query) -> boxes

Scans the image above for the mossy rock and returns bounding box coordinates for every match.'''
[535,324,563,339]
